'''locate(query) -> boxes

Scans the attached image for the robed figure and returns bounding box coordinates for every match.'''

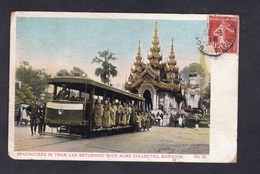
[94,99,103,129]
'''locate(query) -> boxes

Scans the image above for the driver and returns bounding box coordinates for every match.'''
[56,84,69,100]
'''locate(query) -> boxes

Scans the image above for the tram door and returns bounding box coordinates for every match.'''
[83,85,93,123]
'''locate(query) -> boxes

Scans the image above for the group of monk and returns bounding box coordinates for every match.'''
[93,99,153,131]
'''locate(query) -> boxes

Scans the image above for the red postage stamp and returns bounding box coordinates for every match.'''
[207,15,239,54]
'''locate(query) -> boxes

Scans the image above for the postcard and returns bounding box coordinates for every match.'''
[9,12,239,162]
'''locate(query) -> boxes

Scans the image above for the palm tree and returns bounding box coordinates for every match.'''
[92,50,118,85]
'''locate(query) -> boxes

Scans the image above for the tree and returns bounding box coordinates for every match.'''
[92,50,118,84]
[70,67,87,77]
[200,83,210,115]
[16,61,51,101]
[180,63,206,87]
[56,69,70,76]
[56,67,87,77]
[15,83,35,104]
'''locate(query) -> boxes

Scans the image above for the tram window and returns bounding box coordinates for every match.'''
[93,95,104,103]
[47,84,55,100]
[49,84,85,101]
[69,89,79,100]
[81,92,90,101]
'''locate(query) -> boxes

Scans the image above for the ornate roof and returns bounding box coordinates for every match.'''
[125,21,180,93]
[167,37,177,66]
[147,21,162,62]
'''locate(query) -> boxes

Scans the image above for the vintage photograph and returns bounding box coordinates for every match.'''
[9,12,238,162]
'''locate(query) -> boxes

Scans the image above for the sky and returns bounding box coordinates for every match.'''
[16,17,208,85]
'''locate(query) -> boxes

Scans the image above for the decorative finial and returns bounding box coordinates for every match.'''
[154,20,158,38]
[155,20,158,32]
[135,39,142,61]
[147,20,162,62]
[171,36,174,52]
[138,39,141,53]
[169,36,175,58]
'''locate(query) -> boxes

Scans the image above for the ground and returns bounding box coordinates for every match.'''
[14,125,209,154]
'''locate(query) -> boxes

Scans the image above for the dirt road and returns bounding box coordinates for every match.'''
[14,125,209,154]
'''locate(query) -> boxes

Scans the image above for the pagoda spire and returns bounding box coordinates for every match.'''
[168,37,176,65]
[134,39,142,66]
[154,20,159,41]
[130,40,145,81]
[136,39,141,60]
[148,20,162,63]
[165,36,178,80]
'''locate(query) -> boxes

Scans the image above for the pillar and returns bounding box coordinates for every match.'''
[153,93,156,111]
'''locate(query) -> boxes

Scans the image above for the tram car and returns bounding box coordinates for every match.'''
[45,77,144,135]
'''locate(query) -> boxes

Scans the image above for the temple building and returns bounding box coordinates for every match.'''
[125,21,183,112]
[185,71,200,109]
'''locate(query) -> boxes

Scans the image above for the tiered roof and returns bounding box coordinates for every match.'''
[147,21,163,63]
[125,21,180,92]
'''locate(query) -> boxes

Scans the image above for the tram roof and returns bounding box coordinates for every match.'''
[47,76,144,101]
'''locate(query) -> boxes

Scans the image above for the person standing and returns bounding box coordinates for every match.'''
[25,98,39,136]
[127,103,132,125]
[38,96,46,135]
[93,99,103,129]
[122,103,128,126]
[169,114,174,127]
[174,115,178,127]
[182,116,186,128]
[102,100,110,128]
[145,112,151,131]
[117,101,123,126]
[178,115,183,127]
[132,105,137,131]
[141,112,146,131]
[109,102,114,127]
[111,101,117,127]
[136,112,142,131]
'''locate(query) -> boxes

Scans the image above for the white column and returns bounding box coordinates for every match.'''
[157,93,160,110]
[153,93,156,111]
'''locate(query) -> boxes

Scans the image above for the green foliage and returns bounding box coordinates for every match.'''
[92,50,118,84]
[56,67,87,77]
[180,63,206,87]
[56,69,70,76]
[15,83,35,104]
[70,67,87,77]
[16,61,51,103]
[200,82,210,110]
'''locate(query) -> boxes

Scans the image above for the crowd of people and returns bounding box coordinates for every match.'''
[93,99,154,131]
[169,114,187,128]
[23,95,46,136]
[152,111,188,128]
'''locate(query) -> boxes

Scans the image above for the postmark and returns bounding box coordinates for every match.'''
[197,15,239,56]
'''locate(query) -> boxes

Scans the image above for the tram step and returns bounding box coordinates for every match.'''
[91,125,132,131]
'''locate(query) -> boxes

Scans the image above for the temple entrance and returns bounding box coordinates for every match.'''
[143,90,153,111]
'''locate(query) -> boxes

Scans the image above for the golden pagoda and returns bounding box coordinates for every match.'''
[129,40,145,83]
[125,21,182,112]
[132,40,144,71]
[148,21,163,66]
[165,37,179,80]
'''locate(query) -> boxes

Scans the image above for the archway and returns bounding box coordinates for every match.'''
[143,90,153,111]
